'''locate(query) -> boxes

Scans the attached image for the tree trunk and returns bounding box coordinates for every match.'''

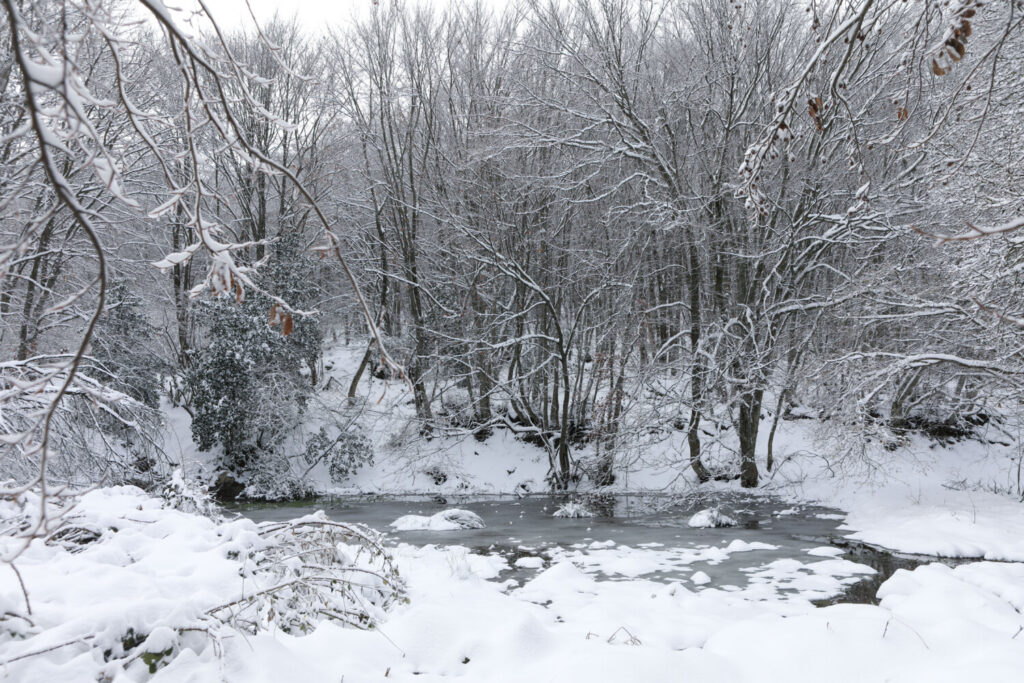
[766,388,786,472]
[738,388,763,488]
[687,242,711,483]
[348,341,374,402]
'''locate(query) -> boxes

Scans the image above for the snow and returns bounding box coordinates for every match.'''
[540,539,777,580]
[688,508,738,528]
[839,497,1024,561]
[97,339,1024,681]
[4,485,1024,682]
[769,428,1024,561]
[390,508,485,531]
[741,557,876,602]
[0,487,399,682]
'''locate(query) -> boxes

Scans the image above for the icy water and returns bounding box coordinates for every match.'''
[233,493,939,603]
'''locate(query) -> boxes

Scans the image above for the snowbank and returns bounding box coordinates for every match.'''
[0,487,402,682]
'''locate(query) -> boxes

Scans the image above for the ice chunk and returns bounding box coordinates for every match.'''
[514,556,544,569]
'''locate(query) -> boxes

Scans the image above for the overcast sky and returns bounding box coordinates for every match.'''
[205,0,358,30]
[201,0,511,32]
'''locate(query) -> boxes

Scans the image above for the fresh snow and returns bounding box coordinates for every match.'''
[690,570,712,585]
[4,484,1024,681]
[99,340,1024,682]
[513,556,545,569]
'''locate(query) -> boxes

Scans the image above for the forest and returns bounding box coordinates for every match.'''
[2,1,1024,681]
[2,0,1021,497]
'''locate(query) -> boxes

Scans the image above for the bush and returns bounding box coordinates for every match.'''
[91,279,167,410]
[0,487,405,680]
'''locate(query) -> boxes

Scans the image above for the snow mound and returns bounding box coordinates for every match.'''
[552,501,595,518]
[390,508,485,531]
[688,508,738,528]
[690,570,711,585]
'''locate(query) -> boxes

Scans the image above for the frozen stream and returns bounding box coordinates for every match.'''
[233,493,947,603]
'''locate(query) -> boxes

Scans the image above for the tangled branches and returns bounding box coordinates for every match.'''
[210,513,406,635]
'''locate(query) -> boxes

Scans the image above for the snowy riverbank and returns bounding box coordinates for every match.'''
[165,341,1024,565]
[3,473,1024,682]
[51,342,1014,681]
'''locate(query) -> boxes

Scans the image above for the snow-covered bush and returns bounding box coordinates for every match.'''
[187,295,311,474]
[214,512,406,634]
[91,280,167,410]
[0,369,164,490]
[187,239,322,483]
[423,465,449,485]
[304,427,375,484]
[160,469,220,518]
[552,501,596,518]
[242,454,317,501]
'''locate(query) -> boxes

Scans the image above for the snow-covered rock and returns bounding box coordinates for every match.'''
[690,570,712,585]
[688,508,738,528]
[390,508,486,531]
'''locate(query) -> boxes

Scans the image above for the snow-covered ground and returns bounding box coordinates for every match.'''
[172,343,1024,566]
[44,341,1012,681]
[3,485,1023,682]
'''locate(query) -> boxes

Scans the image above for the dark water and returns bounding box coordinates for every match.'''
[805,539,970,605]
[231,493,948,604]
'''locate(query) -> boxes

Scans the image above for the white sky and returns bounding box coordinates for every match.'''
[205,0,361,30]
[202,0,511,31]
